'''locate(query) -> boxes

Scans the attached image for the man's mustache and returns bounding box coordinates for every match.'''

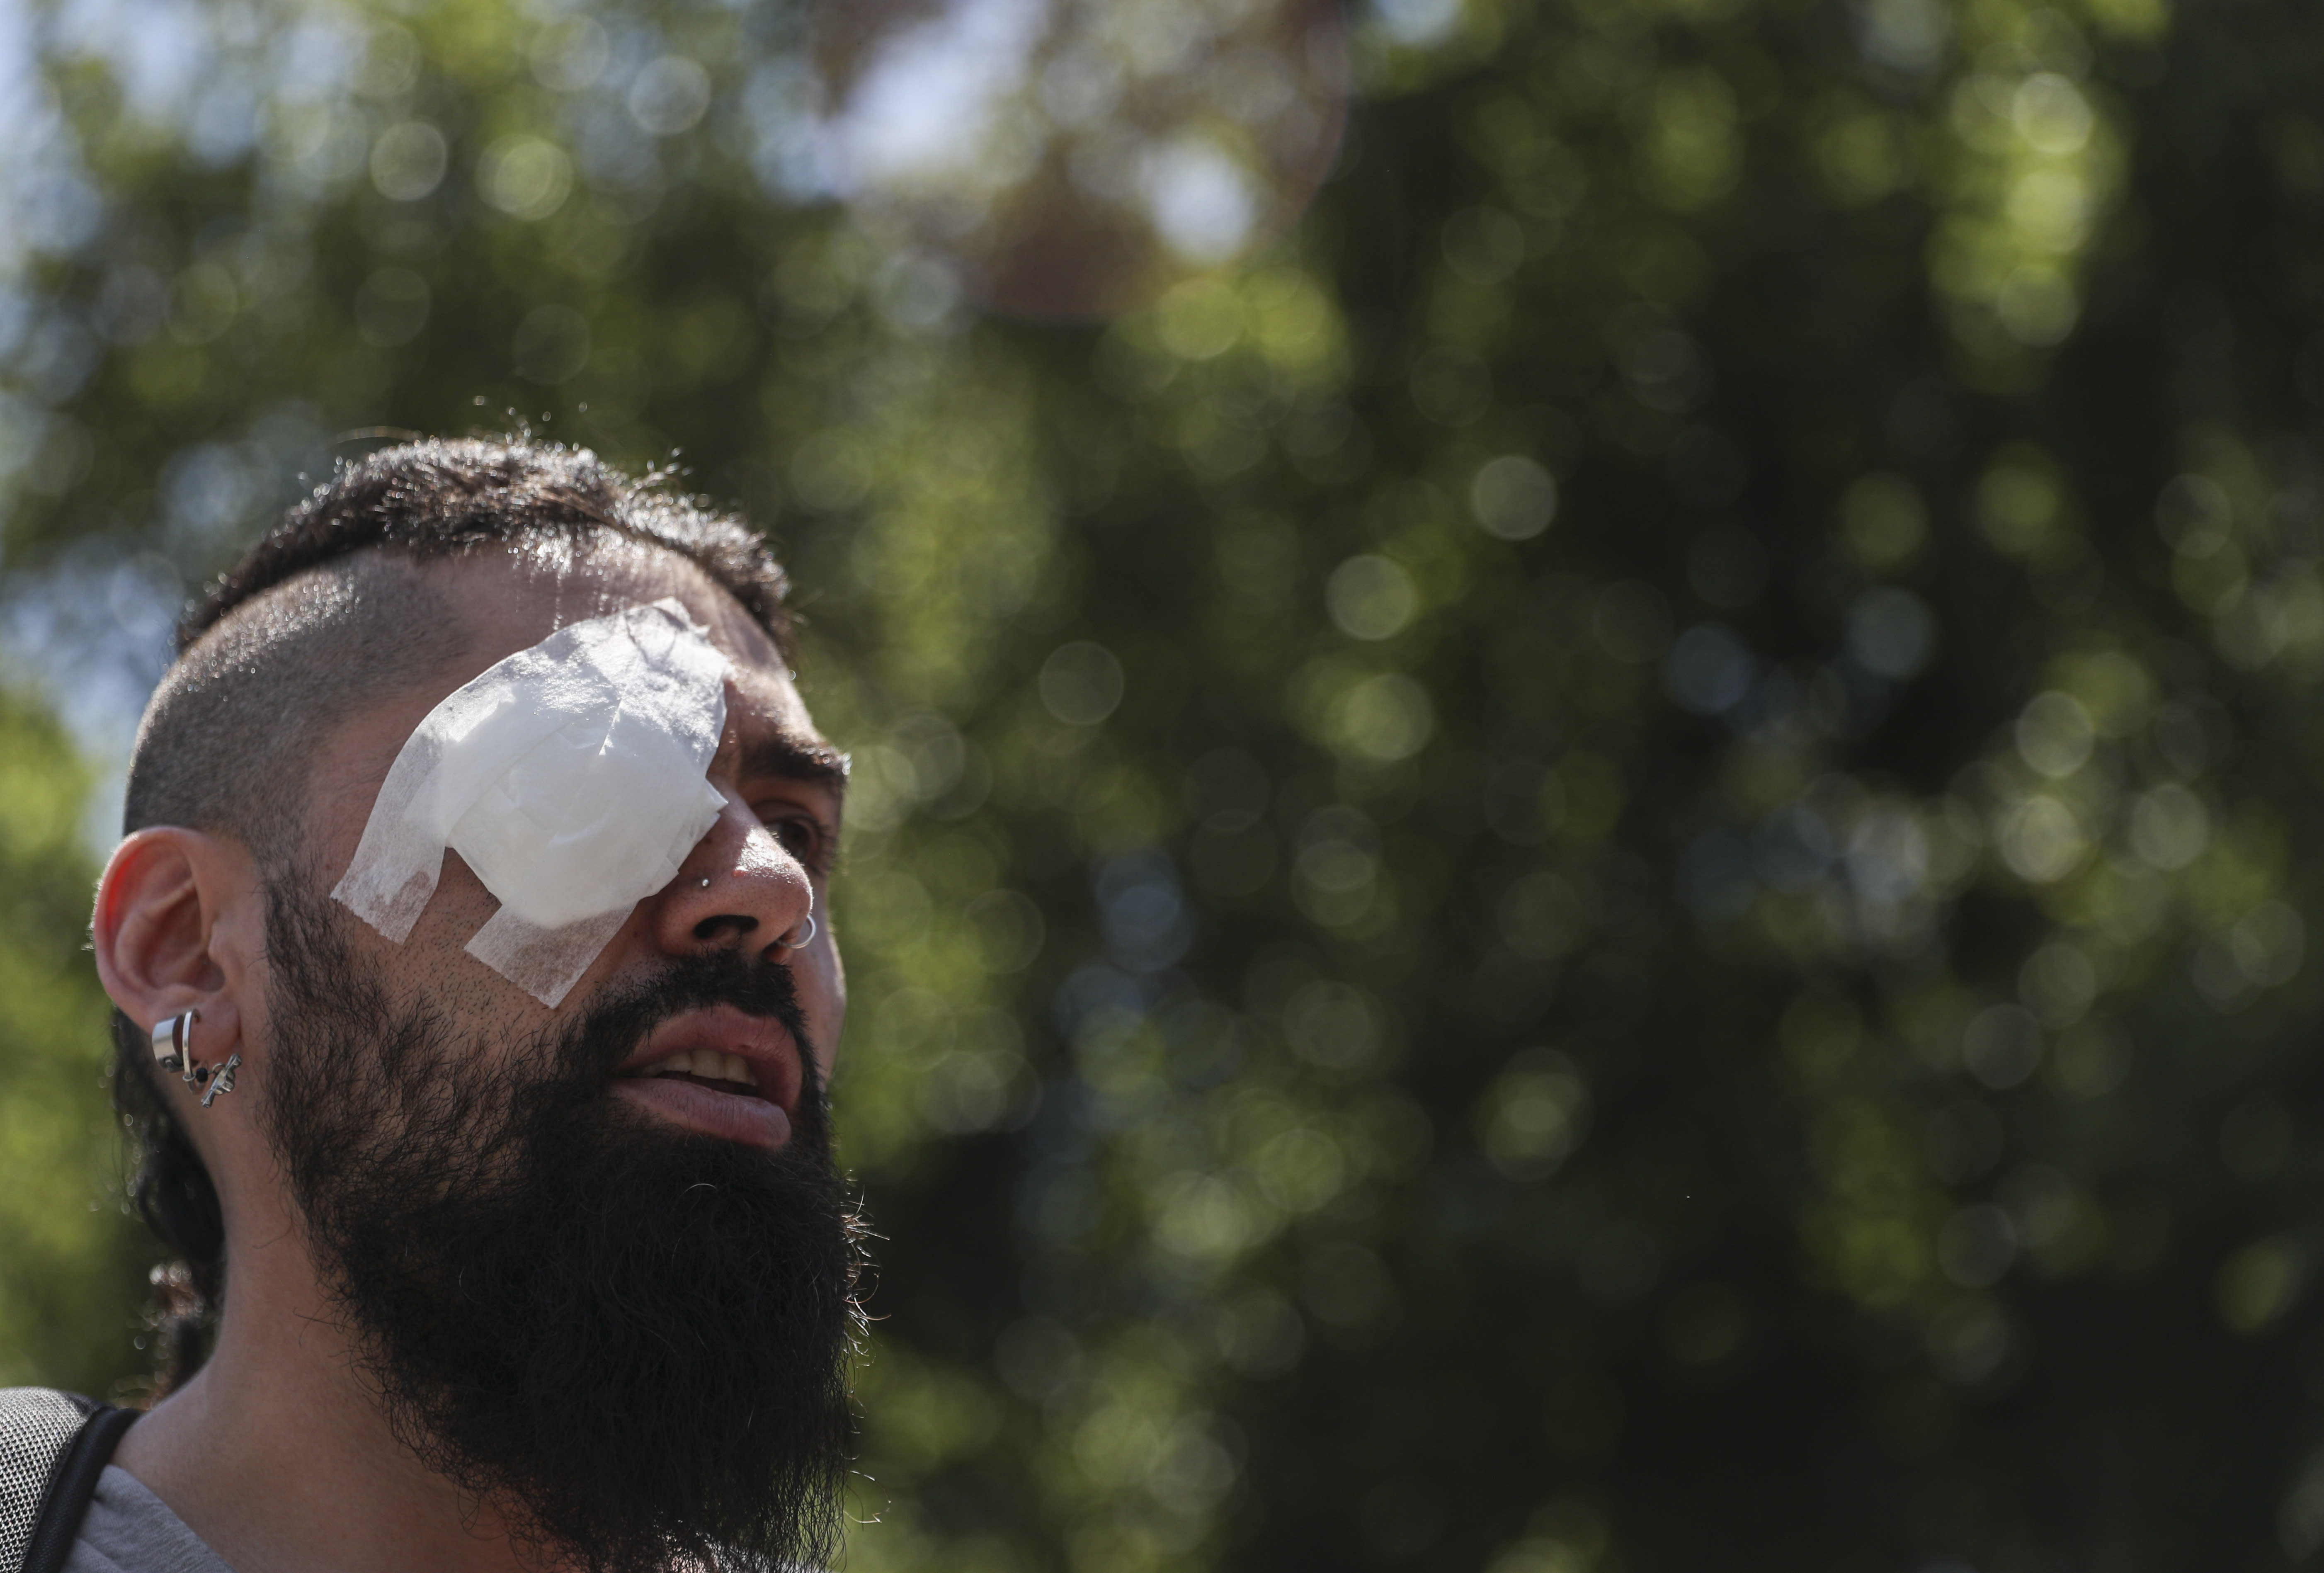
[558,950,817,1089]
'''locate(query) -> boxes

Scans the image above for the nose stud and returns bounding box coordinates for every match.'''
[687,874,810,949]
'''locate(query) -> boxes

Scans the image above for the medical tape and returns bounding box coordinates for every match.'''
[332,597,732,1006]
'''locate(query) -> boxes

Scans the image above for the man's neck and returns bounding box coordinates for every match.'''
[109,1229,550,1573]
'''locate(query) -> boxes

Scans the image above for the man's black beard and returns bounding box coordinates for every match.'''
[260,876,861,1573]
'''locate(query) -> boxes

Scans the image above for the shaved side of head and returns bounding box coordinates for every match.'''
[126,556,457,871]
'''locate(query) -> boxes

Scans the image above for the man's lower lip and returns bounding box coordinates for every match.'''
[611,1078,793,1149]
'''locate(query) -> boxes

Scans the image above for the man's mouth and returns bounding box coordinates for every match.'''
[610,1004,802,1150]
[630,1048,766,1097]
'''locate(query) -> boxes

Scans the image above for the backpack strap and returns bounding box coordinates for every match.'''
[0,1389,137,1573]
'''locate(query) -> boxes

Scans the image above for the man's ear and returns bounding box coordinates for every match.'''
[93,827,264,1069]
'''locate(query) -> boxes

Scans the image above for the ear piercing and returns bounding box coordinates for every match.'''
[150,1011,241,1108]
[149,1010,194,1072]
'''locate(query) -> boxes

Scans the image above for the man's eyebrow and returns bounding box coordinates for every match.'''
[741,731,850,794]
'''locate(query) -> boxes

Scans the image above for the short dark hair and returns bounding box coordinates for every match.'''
[129,436,793,867]
[115,436,793,1376]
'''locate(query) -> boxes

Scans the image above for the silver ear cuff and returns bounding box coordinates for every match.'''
[775,913,818,951]
[149,1011,193,1073]
[150,1010,241,1108]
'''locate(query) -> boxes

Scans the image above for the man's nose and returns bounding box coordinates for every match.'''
[652,793,815,959]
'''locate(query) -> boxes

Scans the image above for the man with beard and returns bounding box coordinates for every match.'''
[0,438,864,1573]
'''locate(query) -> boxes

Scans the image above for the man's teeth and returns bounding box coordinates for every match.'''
[642,1049,757,1089]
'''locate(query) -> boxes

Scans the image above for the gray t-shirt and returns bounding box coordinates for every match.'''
[62,1465,233,1573]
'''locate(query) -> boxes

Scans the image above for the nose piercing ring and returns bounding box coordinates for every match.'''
[700,877,712,888]
[776,913,818,951]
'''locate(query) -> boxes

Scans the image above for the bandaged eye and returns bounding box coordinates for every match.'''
[333,598,733,1007]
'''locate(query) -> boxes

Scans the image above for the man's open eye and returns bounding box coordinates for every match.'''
[765,813,832,871]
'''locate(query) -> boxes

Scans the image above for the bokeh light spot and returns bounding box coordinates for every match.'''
[1470,454,1557,540]
[1041,641,1127,725]
[2128,783,2209,870]
[630,56,713,137]
[811,0,1348,318]
[1325,555,1418,641]
[369,121,447,201]
[479,136,574,221]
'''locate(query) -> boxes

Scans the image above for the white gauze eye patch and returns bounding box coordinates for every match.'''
[332,597,732,1007]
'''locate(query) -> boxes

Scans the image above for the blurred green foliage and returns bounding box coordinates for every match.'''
[12,0,2324,1567]
[0,677,153,1396]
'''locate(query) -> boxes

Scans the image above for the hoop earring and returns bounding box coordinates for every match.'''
[149,1010,242,1108]
[775,912,818,951]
